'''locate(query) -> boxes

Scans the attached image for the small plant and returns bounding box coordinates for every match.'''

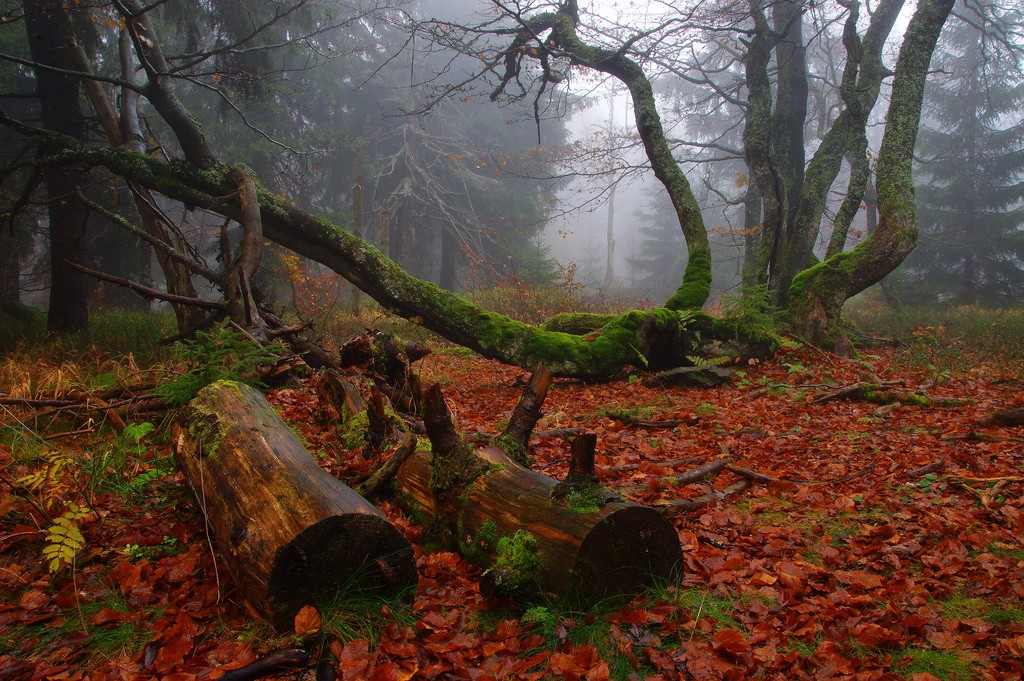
[43,502,90,573]
[157,322,285,406]
[123,535,180,561]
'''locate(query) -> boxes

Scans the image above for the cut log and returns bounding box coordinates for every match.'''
[395,383,681,603]
[396,446,681,602]
[172,381,417,629]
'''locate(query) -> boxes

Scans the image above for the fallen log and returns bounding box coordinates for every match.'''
[172,381,417,629]
[395,381,682,603]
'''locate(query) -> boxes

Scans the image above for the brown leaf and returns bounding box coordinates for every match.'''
[294,605,321,636]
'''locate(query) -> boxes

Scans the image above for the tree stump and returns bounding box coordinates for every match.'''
[172,381,417,629]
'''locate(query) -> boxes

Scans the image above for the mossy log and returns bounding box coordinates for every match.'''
[394,383,681,603]
[172,381,417,629]
[395,446,681,602]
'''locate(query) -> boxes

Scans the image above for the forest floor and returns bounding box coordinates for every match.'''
[2,336,1024,680]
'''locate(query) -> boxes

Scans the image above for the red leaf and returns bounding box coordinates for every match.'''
[711,629,751,658]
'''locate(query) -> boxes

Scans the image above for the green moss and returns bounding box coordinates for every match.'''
[563,488,603,513]
[542,312,615,334]
[460,519,501,565]
[186,403,225,459]
[488,529,542,594]
[492,434,529,467]
[339,410,370,450]
[665,250,713,310]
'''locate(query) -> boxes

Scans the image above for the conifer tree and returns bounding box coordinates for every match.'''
[901,10,1024,304]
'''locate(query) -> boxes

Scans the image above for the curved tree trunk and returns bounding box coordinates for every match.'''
[788,0,956,345]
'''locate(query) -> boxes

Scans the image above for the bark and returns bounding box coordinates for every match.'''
[395,383,682,602]
[494,2,711,309]
[788,0,955,345]
[172,381,417,629]
[24,0,91,334]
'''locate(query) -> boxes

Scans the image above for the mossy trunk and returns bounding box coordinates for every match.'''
[788,0,954,345]
[0,117,771,377]
[172,381,417,629]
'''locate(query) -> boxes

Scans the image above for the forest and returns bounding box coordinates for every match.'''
[1,0,1023,679]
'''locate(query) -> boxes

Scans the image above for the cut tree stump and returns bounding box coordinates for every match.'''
[395,380,681,603]
[172,381,417,629]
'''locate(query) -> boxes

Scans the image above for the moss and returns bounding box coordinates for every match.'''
[542,312,615,334]
[665,250,713,310]
[339,410,369,450]
[488,529,541,594]
[492,434,529,467]
[459,519,501,565]
[185,403,225,459]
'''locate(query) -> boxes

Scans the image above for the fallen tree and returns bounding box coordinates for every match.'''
[0,111,774,379]
[394,372,682,602]
[172,381,418,629]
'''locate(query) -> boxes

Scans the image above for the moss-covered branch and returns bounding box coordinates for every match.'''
[1,112,774,376]
[493,3,711,309]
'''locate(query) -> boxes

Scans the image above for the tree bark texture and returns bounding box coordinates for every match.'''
[394,383,681,602]
[395,446,681,603]
[24,0,91,334]
[172,381,417,629]
[788,0,954,344]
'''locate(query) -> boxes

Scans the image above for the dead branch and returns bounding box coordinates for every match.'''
[355,433,418,498]
[498,364,552,465]
[812,380,903,403]
[653,481,751,516]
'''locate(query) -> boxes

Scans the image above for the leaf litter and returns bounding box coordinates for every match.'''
[1,345,1023,680]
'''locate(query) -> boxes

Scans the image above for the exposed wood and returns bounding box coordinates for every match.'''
[172,381,417,629]
[355,433,419,499]
[652,481,751,516]
[988,408,1024,427]
[670,457,733,485]
[365,385,402,456]
[396,446,680,603]
[314,370,367,425]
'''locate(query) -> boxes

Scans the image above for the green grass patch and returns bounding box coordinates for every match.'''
[940,594,1024,626]
[892,647,977,681]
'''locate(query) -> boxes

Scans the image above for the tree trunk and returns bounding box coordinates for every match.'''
[172,381,418,629]
[788,0,955,345]
[394,383,682,602]
[24,0,92,334]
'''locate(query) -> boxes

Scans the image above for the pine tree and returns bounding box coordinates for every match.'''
[902,10,1024,304]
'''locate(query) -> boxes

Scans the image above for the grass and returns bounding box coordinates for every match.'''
[846,302,1024,369]
[316,585,418,647]
[892,647,977,681]
[940,593,1024,626]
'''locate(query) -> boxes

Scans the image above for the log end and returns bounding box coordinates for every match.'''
[267,514,417,630]
[572,505,682,603]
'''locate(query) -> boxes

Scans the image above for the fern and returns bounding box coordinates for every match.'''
[686,355,730,367]
[157,322,286,406]
[17,449,75,511]
[43,502,90,573]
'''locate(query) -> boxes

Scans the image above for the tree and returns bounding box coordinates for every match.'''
[21,0,93,333]
[898,7,1024,304]
[0,0,955,374]
[416,0,955,344]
